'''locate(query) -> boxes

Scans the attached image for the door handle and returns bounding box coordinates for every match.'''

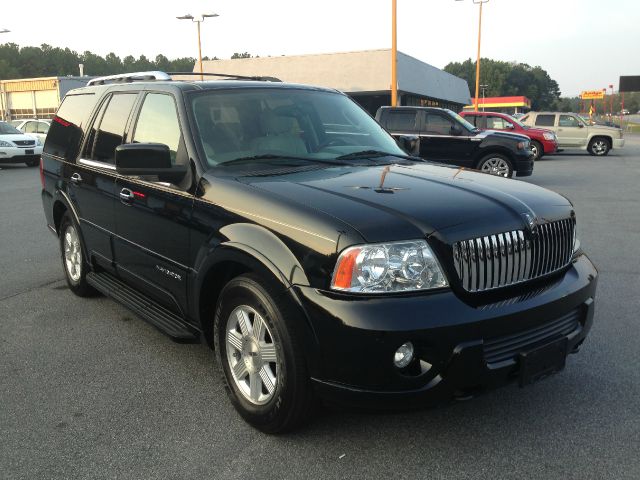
[70,173,83,184]
[119,188,135,204]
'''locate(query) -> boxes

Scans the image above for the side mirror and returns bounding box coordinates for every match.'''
[397,135,420,155]
[505,124,515,129]
[577,123,584,128]
[450,124,463,136]
[115,143,187,182]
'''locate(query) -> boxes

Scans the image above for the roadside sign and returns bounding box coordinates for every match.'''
[581,90,605,100]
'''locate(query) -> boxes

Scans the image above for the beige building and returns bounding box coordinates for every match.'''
[199,49,471,114]
[0,76,92,121]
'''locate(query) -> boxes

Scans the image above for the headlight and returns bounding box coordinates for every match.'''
[0,140,13,147]
[517,141,529,150]
[330,240,448,293]
[572,223,580,254]
[35,138,42,146]
[543,132,556,141]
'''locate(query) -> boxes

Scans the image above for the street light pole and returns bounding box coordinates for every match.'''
[473,0,489,112]
[391,0,398,107]
[480,84,489,111]
[177,14,219,81]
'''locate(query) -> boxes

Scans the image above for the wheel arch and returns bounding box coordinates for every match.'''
[474,147,514,167]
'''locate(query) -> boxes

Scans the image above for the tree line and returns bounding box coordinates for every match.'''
[444,58,561,110]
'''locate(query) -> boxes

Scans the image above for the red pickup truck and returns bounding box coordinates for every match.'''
[460,111,558,160]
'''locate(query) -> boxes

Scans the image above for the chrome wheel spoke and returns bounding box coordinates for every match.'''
[252,314,265,341]
[227,330,243,352]
[236,308,251,336]
[233,359,248,380]
[261,343,277,362]
[249,371,261,401]
[259,366,276,395]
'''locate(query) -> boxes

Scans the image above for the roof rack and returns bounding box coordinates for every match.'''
[167,72,282,82]
[87,71,171,86]
[86,71,282,87]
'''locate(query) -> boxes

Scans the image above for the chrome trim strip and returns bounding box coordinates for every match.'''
[78,158,117,171]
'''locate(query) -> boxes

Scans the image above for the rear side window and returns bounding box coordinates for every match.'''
[385,110,418,132]
[89,93,137,164]
[43,93,96,161]
[132,93,183,164]
[535,114,556,127]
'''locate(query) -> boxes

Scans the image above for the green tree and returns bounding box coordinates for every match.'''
[231,52,252,59]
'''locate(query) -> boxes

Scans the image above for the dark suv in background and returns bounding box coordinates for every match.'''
[41,72,596,433]
[376,106,534,177]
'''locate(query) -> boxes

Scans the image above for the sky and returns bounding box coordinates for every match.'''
[2,0,639,97]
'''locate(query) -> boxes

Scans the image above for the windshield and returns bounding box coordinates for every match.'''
[445,109,476,131]
[0,122,23,135]
[190,88,405,167]
[507,115,526,128]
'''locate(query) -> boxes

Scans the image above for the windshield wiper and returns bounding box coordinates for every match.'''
[219,154,347,167]
[335,150,421,161]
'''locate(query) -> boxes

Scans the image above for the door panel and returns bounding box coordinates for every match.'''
[557,115,588,147]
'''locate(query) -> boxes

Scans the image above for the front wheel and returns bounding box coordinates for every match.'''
[530,140,543,161]
[214,274,315,433]
[477,154,513,178]
[588,137,610,156]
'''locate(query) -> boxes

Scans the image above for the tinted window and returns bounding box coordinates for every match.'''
[0,122,22,134]
[132,94,182,163]
[385,110,418,132]
[424,114,454,135]
[535,114,556,127]
[91,93,137,164]
[559,115,580,127]
[467,115,487,129]
[44,93,96,160]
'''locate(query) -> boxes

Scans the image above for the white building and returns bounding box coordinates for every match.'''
[199,49,471,115]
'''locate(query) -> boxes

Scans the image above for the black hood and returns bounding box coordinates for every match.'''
[233,161,573,244]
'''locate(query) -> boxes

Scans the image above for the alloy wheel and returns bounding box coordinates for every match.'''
[480,157,510,177]
[225,305,279,405]
[591,140,608,155]
[63,225,82,282]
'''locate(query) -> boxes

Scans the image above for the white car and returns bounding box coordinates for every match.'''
[0,121,43,167]
[10,119,51,144]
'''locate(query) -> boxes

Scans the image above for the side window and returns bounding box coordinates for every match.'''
[43,93,96,161]
[38,122,50,134]
[132,93,183,164]
[559,115,580,127]
[535,114,556,127]
[385,110,418,132]
[25,121,38,133]
[424,113,454,135]
[90,93,137,164]
[487,116,509,129]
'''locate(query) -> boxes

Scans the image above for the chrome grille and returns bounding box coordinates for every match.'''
[14,140,36,147]
[453,218,575,292]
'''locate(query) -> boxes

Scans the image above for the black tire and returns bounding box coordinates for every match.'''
[25,159,39,167]
[476,153,514,178]
[214,274,315,433]
[588,137,610,156]
[59,212,97,297]
[530,140,544,161]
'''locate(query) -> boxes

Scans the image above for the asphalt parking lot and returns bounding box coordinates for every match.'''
[1,137,639,480]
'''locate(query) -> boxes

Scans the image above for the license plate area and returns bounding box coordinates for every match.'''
[25,149,34,154]
[519,337,568,387]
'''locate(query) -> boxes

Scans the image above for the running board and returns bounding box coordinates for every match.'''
[87,271,200,343]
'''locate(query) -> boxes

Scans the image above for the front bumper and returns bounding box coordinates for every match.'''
[613,138,625,149]
[0,146,42,163]
[514,150,534,176]
[541,139,558,154]
[296,253,597,408]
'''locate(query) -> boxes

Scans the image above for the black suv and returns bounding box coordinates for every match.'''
[376,106,534,177]
[41,72,596,433]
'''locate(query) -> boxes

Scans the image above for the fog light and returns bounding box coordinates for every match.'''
[394,342,414,368]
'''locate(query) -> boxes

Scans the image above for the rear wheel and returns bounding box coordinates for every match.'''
[59,212,96,297]
[214,274,315,433]
[588,137,610,156]
[477,153,513,178]
[530,140,543,161]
